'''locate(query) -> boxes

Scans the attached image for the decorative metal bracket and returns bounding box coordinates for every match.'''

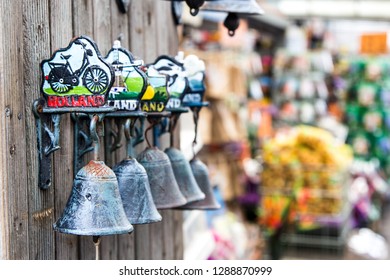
[33,98,116,189]
[33,99,61,190]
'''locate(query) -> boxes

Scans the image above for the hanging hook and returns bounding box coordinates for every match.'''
[144,118,158,148]
[168,113,180,147]
[191,107,201,157]
[124,118,137,158]
[145,117,166,148]
[90,115,100,161]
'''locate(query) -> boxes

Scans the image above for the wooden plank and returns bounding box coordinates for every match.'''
[117,232,135,260]
[127,0,153,261]
[0,0,9,260]
[72,0,93,38]
[110,0,130,48]
[0,0,30,259]
[93,0,112,55]
[93,0,120,260]
[160,210,174,259]
[22,0,56,260]
[49,0,79,260]
[128,0,146,57]
[73,0,97,260]
[138,0,165,260]
[173,210,184,259]
[156,1,184,260]
[110,1,135,260]
[167,5,184,260]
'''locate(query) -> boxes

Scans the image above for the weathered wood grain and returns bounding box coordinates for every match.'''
[49,0,79,260]
[73,0,99,260]
[128,0,154,261]
[22,0,56,260]
[157,1,184,260]
[0,0,30,260]
[110,0,135,260]
[72,0,93,38]
[0,0,9,260]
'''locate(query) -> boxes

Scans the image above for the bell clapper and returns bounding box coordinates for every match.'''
[93,235,101,260]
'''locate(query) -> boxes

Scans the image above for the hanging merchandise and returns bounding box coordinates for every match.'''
[140,66,170,115]
[146,53,206,205]
[273,50,334,127]
[166,147,206,204]
[180,158,221,210]
[343,58,390,179]
[103,40,162,225]
[37,36,135,253]
[200,0,264,36]
[179,53,222,210]
[137,146,187,209]
[105,40,147,112]
[53,116,133,235]
[41,36,114,100]
[112,121,162,225]
[147,54,189,113]
[356,81,380,107]
[182,53,208,108]
[165,0,206,16]
[54,116,133,260]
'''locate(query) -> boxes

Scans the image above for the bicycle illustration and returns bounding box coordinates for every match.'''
[42,36,113,95]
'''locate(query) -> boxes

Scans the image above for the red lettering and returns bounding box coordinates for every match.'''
[96,96,105,106]
[79,96,87,107]
[47,96,57,107]
[71,96,80,107]
[64,96,71,107]
[87,96,96,107]
[57,97,66,107]
[47,95,107,108]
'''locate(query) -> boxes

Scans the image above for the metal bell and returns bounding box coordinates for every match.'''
[137,147,187,209]
[179,158,221,210]
[53,160,134,236]
[165,147,205,204]
[201,0,264,36]
[201,0,264,14]
[113,158,162,224]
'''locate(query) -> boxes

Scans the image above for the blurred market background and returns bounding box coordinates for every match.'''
[178,0,390,260]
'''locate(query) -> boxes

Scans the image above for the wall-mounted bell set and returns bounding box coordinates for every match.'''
[33,35,220,259]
